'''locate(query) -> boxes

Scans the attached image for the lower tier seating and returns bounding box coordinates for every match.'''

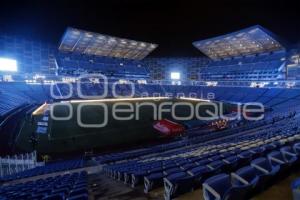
[202,142,300,200]
[1,159,84,182]
[0,171,88,200]
[101,115,300,199]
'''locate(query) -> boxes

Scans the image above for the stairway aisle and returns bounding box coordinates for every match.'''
[89,172,163,200]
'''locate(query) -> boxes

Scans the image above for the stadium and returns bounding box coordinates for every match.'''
[1,1,300,200]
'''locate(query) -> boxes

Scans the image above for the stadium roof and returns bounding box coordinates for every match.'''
[193,25,284,60]
[58,27,158,60]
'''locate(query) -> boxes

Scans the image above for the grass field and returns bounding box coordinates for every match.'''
[15,98,232,154]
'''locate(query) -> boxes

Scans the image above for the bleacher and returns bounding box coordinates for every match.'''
[0,85,30,117]
[199,52,286,81]
[0,25,300,200]
[99,114,300,199]
[57,53,150,79]
[0,82,50,118]
[47,81,300,111]
[0,151,39,179]
[0,171,88,200]
[1,82,300,115]
[1,158,85,182]
[192,25,287,82]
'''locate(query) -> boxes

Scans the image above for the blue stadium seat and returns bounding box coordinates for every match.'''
[144,172,164,193]
[131,171,148,187]
[0,171,88,200]
[188,166,214,188]
[251,157,280,186]
[267,150,297,172]
[180,163,198,171]
[222,155,240,171]
[281,146,299,157]
[262,143,277,153]
[203,173,248,200]
[196,158,211,166]
[207,160,224,173]
[293,143,300,155]
[69,188,88,197]
[249,147,266,159]
[232,166,259,196]
[163,172,194,200]
[238,151,253,166]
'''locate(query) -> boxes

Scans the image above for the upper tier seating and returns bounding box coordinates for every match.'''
[1,82,300,117]
[50,82,300,110]
[56,53,149,79]
[199,51,286,81]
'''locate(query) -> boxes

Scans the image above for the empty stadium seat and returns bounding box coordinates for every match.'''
[163,172,194,200]
[293,143,300,154]
[0,171,88,200]
[232,166,259,196]
[222,155,240,172]
[267,150,297,172]
[251,157,280,186]
[203,173,248,200]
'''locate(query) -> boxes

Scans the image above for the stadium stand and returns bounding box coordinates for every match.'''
[144,57,209,81]
[0,171,88,200]
[0,25,300,200]
[0,151,40,179]
[199,51,286,81]
[57,52,150,79]
[1,158,85,182]
[100,114,300,199]
[0,82,300,114]
[71,83,300,110]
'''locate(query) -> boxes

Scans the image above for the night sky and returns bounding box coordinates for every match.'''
[0,0,299,57]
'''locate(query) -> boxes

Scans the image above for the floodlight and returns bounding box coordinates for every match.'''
[0,58,17,72]
[171,72,180,80]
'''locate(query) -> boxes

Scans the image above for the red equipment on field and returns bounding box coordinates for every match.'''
[153,119,185,137]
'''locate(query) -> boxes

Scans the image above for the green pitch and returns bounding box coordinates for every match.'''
[15,98,232,154]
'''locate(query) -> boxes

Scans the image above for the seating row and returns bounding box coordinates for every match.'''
[102,116,300,199]
[0,171,88,200]
[1,159,84,182]
[202,143,300,200]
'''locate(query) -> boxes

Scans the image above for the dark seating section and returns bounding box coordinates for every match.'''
[0,171,88,200]
[232,166,259,192]
[199,51,285,81]
[1,81,300,118]
[0,83,49,117]
[96,116,287,165]
[202,140,300,200]
[57,52,150,79]
[0,30,299,200]
[1,159,84,182]
[99,114,300,199]
[203,173,249,200]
